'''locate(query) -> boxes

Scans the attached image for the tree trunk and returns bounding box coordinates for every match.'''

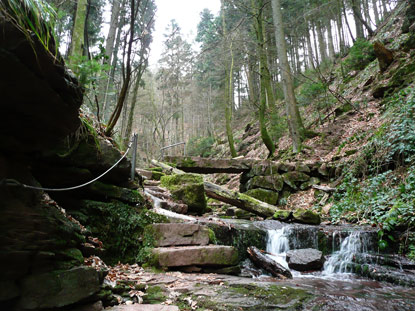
[316,20,328,62]
[69,0,88,59]
[336,0,345,54]
[247,246,293,279]
[372,0,380,25]
[271,0,305,153]
[352,0,374,37]
[342,0,356,43]
[327,20,336,60]
[352,0,365,39]
[253,0,275,157]
[221,0,237,158]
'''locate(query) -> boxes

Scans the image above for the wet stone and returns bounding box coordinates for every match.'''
[286,248,325,271]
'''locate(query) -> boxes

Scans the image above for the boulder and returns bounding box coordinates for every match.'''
[374,41,394,72]
[272,210,292,221]
[286,248,325,271]
[87,182,144,204]
[292,208,321,225]
[282,172,310,190]
[18,266,101,310]
[152,245,239,268]
[247,175,284,192]
[146,223,209,247]
[244,188,279,205]
[160,174,207,215]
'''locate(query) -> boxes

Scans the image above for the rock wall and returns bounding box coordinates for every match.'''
[0,17,150,310]
[240,161,338,206]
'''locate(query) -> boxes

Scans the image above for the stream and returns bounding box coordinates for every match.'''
[144,189,415,310]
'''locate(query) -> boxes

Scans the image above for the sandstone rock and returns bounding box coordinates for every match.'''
[374,41,394,72]
[292,208,321,225]
[300,177,320,190]
[248,175,283,192]
[147,223,209,247]
[70,301,104,311]
[87,182,144,204]
[18,266,101,309]
[152,245,238,268]
[286,248,325,271]
[160,174,207,215]
[295,163,311,173]
[282,171,310,189]
[107,305,179,311]
[244,188,279,205]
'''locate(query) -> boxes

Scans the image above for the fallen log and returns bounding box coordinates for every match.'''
[151,159,281,218]
[247,246,292,279]
[151,159,185,175]
[204,181,280,218]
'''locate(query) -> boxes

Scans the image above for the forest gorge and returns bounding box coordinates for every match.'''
[2,0,415,310]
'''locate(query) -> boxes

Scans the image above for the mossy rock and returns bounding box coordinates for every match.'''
[151,171,165,181]
[248,174,283,192]
[88,181,144,204]
[282,171,310,190]
[234,208,256,220]
[77,201,167,264]
[272,210,292,221]
[244,188,278,205]
[160,174,207,215]
[300,177,321,190]
[292,208,321,225]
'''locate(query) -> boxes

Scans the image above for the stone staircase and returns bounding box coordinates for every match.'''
[148,223,240,274]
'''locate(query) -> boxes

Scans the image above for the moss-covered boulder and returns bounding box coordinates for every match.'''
[282,171,310,190]
[18,267,101,310]
[300,177,321,190]
[247,174,284,192]
[292,208,321,225]
[245,188,279,205]
[87,181,144,204]
[160,173,207,215]
[272,210,292,221]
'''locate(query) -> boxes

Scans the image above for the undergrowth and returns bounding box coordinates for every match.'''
[330,86,415,256]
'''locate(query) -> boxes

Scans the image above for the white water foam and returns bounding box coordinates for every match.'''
[266,227,291,270]
[323,231,368,275]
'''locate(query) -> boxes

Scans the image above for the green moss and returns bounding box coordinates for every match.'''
[292,208,321,225]
[208,228,217,244]
[88,181,144,204]
[151,171,165,181]
[77,201,167,264]
[160,173,207,215]
[272,210,292,221]
[143,285,166,304]
[248,175,283,192]
[245,188,279,205]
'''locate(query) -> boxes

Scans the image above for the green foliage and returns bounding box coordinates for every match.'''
[0,0,57,54]
[268,110,286,142]
[330,167,415,251]
[68,43,109,88]
[187,136,215,157]
[343,39,376,71]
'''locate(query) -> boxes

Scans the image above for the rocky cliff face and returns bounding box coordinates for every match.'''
[0,17,108,310]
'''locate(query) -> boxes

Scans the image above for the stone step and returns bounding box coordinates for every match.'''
[152,245,239,268]
[148,223,209,247]
[107,305,179,311]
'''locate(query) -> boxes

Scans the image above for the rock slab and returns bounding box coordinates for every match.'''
[107,305,179,311]
[149,223,209,247]
[152,245,239,267]
[286,248,325,271]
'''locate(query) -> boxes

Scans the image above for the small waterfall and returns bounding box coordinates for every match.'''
[323,231,369,275]
[266,227,290,269]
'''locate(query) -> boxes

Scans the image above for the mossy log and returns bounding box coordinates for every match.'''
[204,181,280,218]
[247,246,292,279]
[151,159,280,218]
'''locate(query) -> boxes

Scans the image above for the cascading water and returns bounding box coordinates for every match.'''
[323,231,369,275]
[264,225,373,279]
[265,227,290,270]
